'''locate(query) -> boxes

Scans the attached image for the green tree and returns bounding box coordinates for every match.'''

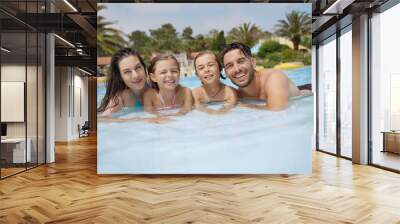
[128,30,153,61]
[193,34,208,51]
[274,10,311,51]
[208,29,219,39]
[181,26,195,53]
[97,4,126,56]
[264,30,273,39]
[150,23,181,53]
[300,35,312,49]
[182,27,194,40]
[227,23,264,48]
[211,31,226,52]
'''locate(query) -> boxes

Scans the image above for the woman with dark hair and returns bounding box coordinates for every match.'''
[98,48,149,117]
[98,49,171,123]
[192,51,237,115]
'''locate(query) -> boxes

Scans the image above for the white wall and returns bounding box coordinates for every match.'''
[73,73,89,138]
[1,65,26,81]
[55,67,89,141]
[55,66,69,141]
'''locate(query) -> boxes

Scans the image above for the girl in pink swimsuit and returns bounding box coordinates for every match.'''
[143,54,193,116]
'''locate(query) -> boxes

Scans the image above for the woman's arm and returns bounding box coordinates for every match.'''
[99,95,123,117]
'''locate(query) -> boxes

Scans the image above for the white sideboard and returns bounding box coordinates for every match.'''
[1,138,32,163]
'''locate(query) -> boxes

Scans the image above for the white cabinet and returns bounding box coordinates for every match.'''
[1,138,32,163]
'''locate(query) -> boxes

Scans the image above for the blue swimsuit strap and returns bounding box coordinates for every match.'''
[127,91,143,107]
[135,99,143,107]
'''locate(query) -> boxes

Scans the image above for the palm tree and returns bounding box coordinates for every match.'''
[97,4,126,56]
[227,23,264,48]
[274,11,311,51]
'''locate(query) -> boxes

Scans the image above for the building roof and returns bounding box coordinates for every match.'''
[189,52,200,60]
[97,57,111,66]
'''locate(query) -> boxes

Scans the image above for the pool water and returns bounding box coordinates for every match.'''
[97,66,313,174]
[285,66,312,86]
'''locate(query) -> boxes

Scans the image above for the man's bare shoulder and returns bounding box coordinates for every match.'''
[257,69,288,86]
[258,68,286,77]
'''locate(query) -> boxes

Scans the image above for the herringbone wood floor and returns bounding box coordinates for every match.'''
[1,134,400,224]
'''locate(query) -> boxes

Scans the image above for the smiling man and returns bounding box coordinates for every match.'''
[219,42,304,111]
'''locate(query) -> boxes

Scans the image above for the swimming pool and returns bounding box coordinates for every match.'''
[97,66,313,174]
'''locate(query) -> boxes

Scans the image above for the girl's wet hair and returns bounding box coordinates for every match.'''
[98,48,147,113]
[194,51,226,79]
[148,54,180,91]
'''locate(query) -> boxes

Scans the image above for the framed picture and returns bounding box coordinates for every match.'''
[97,3,313,174]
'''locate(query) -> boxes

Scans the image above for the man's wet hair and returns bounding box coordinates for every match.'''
[218,42,252,65]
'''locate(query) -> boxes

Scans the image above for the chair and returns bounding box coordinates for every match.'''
[78,121,90,138]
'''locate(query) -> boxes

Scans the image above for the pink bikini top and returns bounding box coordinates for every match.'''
[156,93,179,111]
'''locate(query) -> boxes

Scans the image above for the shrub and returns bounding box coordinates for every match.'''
[257,42,311,67]
[302,52,311,65]
[261,52,282,68]
[266,52,283,62]
[262,59,280,68]
[257,40,289,58]
[301,36,312,49]
[280,49,304,62]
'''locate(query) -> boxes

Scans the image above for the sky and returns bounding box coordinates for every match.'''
[99,3,311,36]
